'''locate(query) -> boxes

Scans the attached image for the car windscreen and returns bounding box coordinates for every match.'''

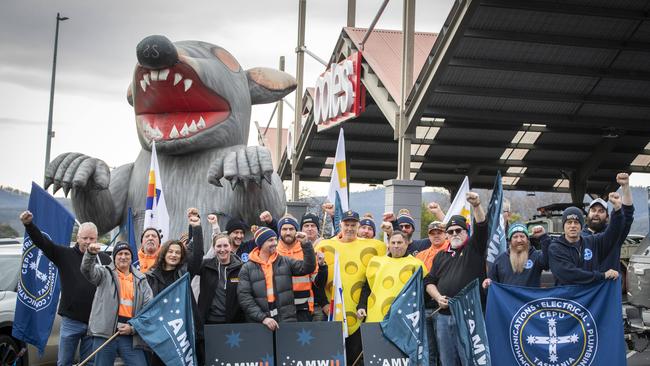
[0,254,21,291]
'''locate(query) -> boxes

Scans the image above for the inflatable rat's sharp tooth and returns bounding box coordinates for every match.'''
[184,79,193,92]
[174,73,183,86]
[143,74,150,85]
[197,116,206,129]
[150,70,159,81]
[180,123,190,136]
[154,127,163,139]
[140,80,147,92]
[189,121,198,133]
[159,69,169,81]
[169,125,180,139]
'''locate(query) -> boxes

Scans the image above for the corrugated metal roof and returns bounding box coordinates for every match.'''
[344,27,438,104]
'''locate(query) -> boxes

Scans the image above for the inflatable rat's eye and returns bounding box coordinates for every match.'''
[213,47,240,72]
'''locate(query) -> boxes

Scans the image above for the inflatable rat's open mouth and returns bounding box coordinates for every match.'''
[133,63,231,141]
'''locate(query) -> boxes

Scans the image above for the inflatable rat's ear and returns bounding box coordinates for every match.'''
[246,67,297,105]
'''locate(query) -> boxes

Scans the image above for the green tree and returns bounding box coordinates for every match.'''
[420,202,435,238]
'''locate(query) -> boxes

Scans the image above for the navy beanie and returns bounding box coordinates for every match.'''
[112,241,133,261]
[562,207,585,228]
[277,216,299,232]
[359,218,376,233]
[254,227,277,248]
[300,213,320,231]
[397,213,415,228]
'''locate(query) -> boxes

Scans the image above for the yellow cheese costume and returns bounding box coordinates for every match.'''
[316,237,386,335]
[363,255,427,322]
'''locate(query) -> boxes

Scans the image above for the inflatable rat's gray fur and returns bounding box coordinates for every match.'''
[44,36,294,244]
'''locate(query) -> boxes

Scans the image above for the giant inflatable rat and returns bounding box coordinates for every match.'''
[44,35,295,243]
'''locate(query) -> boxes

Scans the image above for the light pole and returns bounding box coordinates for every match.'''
[44,12,69,173]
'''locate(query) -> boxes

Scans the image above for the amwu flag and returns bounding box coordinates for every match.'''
[448,279,491,366]
[144,140,170,240]
[380,267,428,366]
[486,280,625,366]
[129,273,197,366]
[486,171,507,270]
[13,182,75,355]
[327,128,348,234]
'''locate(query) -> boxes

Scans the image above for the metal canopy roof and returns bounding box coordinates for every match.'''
[281,0,650,200]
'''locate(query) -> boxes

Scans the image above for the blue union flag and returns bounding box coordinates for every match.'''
[486,279,625,366]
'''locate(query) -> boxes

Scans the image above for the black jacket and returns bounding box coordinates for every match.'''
[146,225,204,295]
[197,254,245,324]
[237,242,316,323]
[24,222,111,323]
[549,208,624,285]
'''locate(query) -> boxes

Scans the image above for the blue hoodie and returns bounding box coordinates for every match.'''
[581,204,634,272]
[488,234,550,287]
[549,208,624,285]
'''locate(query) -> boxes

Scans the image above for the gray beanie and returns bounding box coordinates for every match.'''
[562,207,585,228]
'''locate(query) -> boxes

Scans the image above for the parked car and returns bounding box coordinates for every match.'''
[0,243,60,365]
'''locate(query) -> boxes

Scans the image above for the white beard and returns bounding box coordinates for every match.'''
[450,237,464,249]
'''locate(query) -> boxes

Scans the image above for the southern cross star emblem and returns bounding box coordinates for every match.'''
[225,331,242,348]
[296,328,314,346]
[526,317,578,363]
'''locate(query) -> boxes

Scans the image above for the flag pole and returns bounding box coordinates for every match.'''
[75,331,119,366]
[319,208,327,238]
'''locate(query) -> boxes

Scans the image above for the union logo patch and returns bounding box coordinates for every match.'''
[17,233,59,311]
[510,297,597,366]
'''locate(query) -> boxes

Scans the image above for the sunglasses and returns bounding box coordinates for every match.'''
[399,224,412,229]
[446,228,464,235]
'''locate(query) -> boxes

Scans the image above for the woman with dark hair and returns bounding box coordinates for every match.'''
[145,207,203,366]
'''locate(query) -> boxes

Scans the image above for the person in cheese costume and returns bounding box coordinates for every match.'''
[356,230,427,322]
[315,210,386,365]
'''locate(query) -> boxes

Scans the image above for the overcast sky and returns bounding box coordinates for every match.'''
[1,0,648,196]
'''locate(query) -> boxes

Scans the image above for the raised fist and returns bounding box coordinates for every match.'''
[20,211,33,225]
[207,213,218,225]
[530,225,545,238]
[616,172,629,187]
[295,231,308,242]
[380,221,393,234]
[608,192,622,210]
[382,212,396,222]
[466,192,480,207]
[322,203,334,216]
[259,211,273,224]
[187,207,199,218]
[88,242,101,254]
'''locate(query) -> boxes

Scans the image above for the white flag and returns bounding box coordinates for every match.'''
[329,252,348,339]
[443,176,472,225]
[143,141,170,240]
[327,128,349,212]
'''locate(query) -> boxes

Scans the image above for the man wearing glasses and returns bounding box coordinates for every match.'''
[424,192,488,366]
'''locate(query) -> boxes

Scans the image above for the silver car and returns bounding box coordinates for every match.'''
[0,243,60,365]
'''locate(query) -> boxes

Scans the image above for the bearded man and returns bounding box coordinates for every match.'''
[482,224,550,288]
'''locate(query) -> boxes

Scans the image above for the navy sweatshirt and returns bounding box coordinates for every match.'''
[581,204,634,272]
[548,208,624,285]
[488,234,550,287]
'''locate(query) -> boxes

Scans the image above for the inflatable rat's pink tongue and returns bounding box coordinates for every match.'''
[133,63,230,141]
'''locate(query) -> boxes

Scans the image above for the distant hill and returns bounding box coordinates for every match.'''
[1,184,647,238]
[0,186,73,237]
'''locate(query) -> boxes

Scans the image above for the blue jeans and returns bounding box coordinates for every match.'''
[92,335,147,366]
[425,309,440,366]
[58,316,94,366]
[435,313,468,366]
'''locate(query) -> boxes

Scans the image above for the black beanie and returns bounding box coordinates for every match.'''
[300,213,320,231]
[562,207,585,228]
[226,219,247,234]
[112,241,133,261]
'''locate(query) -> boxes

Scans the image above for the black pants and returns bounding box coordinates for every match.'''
[297,310,313,322]
[345,330,362,366]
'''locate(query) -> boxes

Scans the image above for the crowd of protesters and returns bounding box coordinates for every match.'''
[18,172,634,366]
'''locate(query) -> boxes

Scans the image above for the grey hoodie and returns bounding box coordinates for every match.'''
[80,250,153,348]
